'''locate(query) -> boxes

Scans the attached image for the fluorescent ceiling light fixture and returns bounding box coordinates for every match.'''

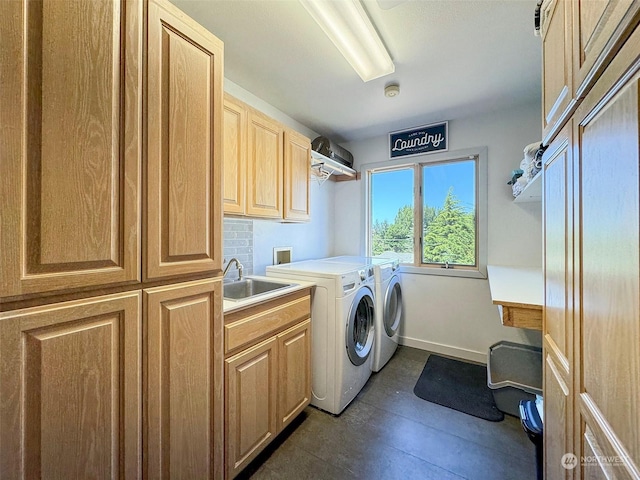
[300,0,394,82]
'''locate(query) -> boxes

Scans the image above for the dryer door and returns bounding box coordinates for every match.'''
[384,275,402,337]
[346,286,375,366]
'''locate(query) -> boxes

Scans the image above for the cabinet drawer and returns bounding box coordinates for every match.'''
[499,304,542,330]
[225,291,310,356]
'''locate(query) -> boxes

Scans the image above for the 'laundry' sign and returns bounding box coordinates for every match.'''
[389,121,448,159]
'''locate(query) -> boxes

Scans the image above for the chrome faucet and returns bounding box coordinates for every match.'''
[223,258,244,281]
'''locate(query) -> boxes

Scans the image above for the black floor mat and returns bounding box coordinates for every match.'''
[413,354,504,422]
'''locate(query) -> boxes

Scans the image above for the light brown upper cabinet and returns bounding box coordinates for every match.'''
[541,0,574,144]
[0,291,142,478]
[0,0,143,299]
[146,0,224,280]
[246,110,284,219]
[223,95,311,222]
[541,0,640,144]
[572,0,640,98]
[223,94,247,215]
[283,129,311,222]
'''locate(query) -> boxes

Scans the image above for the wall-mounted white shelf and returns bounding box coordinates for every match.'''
[513,170,542,203]
[310,150,356,184]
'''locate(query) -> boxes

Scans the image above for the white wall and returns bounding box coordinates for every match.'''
[224,80,335,274]
[333,102,543,362]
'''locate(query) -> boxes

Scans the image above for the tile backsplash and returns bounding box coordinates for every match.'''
[223,218,253,275]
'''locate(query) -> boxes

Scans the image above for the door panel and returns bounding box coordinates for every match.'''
[246,111,283,218]
[579,76,640,475]
[283,129,310,222]
[144,278,223,480]
[146,0,223,280]
[223,95,247,215]
[542,0,573,141]
[544,352,572,479]
[277,320,311,431]
[0,0,142,298]
[0,292,141,479]
[543,129,572,368]
[225,337,278,479]
[573,0,640,96]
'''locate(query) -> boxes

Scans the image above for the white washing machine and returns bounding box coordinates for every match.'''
[266,260,376,415]
[323,256,403,372]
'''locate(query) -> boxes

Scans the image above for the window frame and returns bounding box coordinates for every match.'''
[364,147,488,279]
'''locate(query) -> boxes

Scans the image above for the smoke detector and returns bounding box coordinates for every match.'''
[385,83,400,98]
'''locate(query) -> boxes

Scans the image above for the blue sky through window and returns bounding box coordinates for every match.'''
[371,161,475,224]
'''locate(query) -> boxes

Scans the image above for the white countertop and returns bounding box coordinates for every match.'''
[223,275,316,314]
[486,265,542,307]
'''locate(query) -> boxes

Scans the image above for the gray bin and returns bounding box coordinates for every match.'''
[487,341,542,417]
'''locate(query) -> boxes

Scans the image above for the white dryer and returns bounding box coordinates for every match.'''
[323,256,403,372]
[265,260,376,415]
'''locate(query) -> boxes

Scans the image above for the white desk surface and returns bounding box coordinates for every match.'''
[487,265,542,307]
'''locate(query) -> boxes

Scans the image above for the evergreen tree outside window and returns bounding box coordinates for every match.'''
[370,168,414,262]
[422,160,476,266]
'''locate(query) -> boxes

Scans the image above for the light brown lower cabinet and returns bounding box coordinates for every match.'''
[0,291,142,479]
[144,278,224,480]
[225,336,278,479]
[224,290,311,479]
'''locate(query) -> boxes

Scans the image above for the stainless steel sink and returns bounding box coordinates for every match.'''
[223,278,293,301]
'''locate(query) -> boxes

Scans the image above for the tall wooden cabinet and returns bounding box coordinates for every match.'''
[144,279,223,480]
[0,292,142,478]
[542,124,575,479]
[573,59,640,479]
[542,4,640,478]
[0,0,143,299]
[146,0,223,280]
[0,0,225,478]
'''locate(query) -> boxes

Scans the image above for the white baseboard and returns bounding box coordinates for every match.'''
[399,336,487,364]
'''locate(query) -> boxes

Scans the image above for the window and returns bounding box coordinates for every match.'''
[367,148,487,278]
[370,168,414,262]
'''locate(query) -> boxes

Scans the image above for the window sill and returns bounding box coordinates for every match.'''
[400,265,487,279]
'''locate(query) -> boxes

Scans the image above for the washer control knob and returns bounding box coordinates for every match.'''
[359,270,366,281]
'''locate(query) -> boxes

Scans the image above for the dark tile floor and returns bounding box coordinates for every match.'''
[239,346,536,480]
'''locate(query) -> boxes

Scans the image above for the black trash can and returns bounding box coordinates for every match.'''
[519,399,543,480]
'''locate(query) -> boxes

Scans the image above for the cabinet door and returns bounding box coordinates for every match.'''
[146,0,224,280]
[541,0,574,143]
[0,292,141,479]
[225,337,278,479]
[277,320,311,432]
[283,129,311,222]
[144,279,223,480]
[542,125,575,477]
[544,352,572,478]
[0,0,142,299]
[223,95,247,215]
[575,58,639,477]
[543,130,573,368]
[572,0,640,97]
[246,111,283,219]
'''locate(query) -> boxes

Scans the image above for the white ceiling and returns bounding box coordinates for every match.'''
[172,0,542,143]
